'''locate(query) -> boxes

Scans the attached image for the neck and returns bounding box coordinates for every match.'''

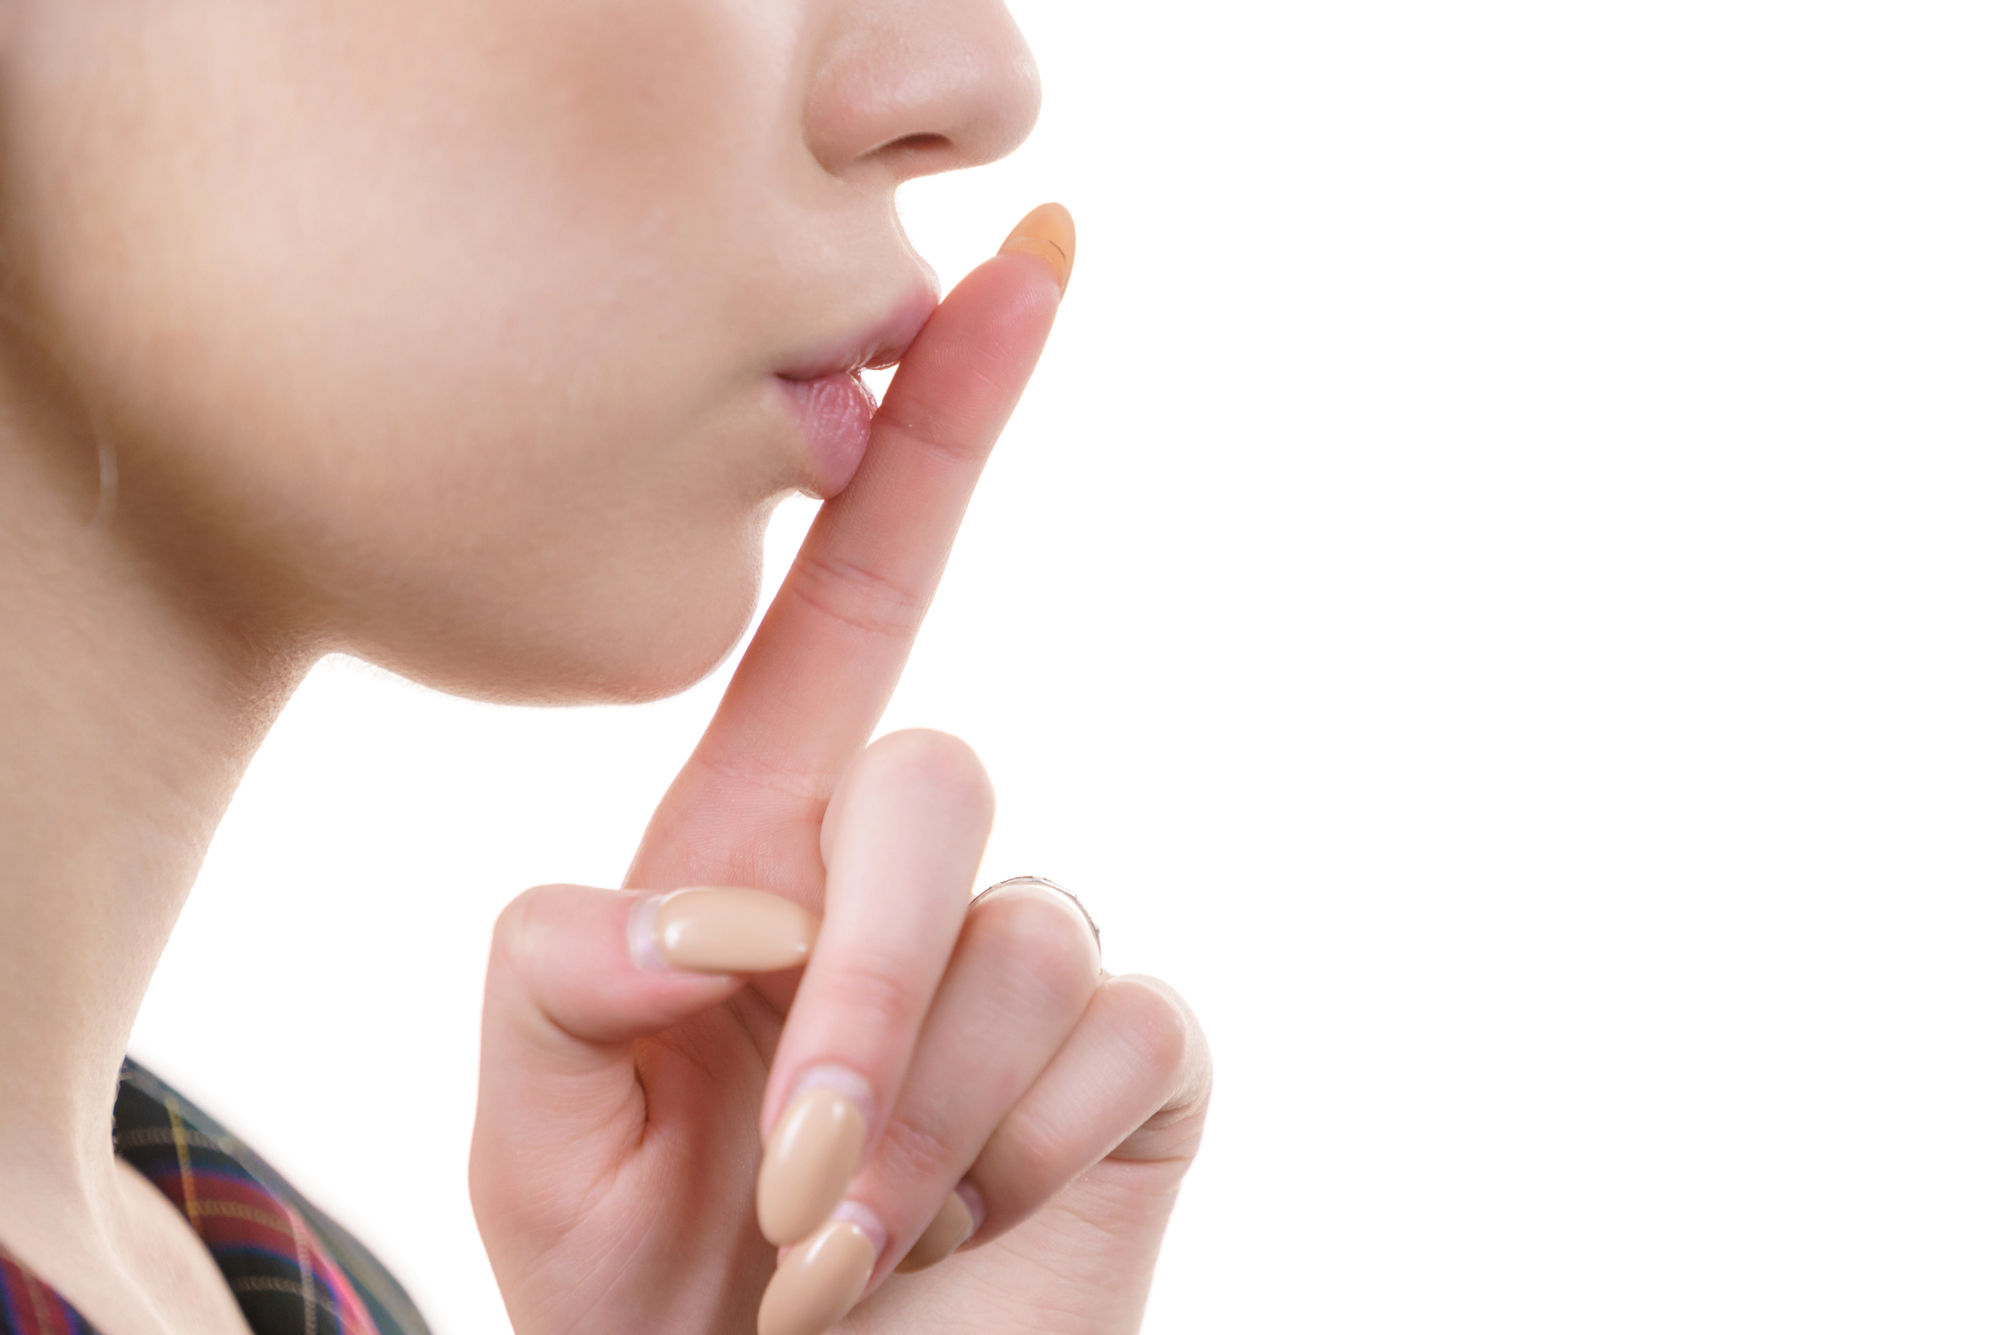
[0,344,304,1210]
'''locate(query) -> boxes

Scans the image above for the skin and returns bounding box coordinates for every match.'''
[0,3,1209,1334]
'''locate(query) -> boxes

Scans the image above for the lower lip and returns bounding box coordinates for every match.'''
[781,370,878,497]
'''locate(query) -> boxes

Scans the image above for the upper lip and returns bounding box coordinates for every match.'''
[776,285,938,382]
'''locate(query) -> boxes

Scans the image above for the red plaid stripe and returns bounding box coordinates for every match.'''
[0,1256,93,1335]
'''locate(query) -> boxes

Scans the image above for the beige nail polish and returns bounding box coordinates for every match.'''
[998,202,1075,296]
[643,887,819,974]
[894,1189,974,1273]
[757,1219,876,1335]
[758,1084,867,1245]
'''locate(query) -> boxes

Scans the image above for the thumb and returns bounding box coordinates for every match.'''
[472,884,813,1273]
[479,882,814,1097]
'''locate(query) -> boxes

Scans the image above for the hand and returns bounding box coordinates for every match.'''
[469,213,1210,1335]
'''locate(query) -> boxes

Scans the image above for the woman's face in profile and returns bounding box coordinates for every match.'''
[0,0,1037,701]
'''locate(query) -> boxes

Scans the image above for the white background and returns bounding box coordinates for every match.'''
[132,1,2000,1331]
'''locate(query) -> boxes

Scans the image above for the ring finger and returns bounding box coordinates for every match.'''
[757,879,1101,1334]
[863,879,1101,1262]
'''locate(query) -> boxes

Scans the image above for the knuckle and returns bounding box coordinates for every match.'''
[682,747,829,808]
[860,729,996,823]
[873,728,990,791]
[987,1101,1068,1178]
[872,1114,959,1190]
[967,892,1100,1001]
[813,955,926,1036]
[1105,975,1214,1126]
[1105,976,1200,1083]
[789,548,930,641]
[873,397,990,466]
[490,883,563,971]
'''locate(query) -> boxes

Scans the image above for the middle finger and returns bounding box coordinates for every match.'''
[753,729,995,1247]
[856,876,1101,1272]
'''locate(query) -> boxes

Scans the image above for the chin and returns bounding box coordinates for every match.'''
[382,612,753,708]
[353,551,765,710]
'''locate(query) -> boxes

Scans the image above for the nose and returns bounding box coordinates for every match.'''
[802,0,1042,183]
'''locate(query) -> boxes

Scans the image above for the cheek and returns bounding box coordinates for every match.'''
[4,0,807,701]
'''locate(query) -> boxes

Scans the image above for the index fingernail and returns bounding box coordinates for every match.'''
[998,202,1075,297]
[628,887,819,975]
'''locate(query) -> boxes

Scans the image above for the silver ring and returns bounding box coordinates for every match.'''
[969,875,1100,949]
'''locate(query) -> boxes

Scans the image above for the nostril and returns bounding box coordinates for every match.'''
[872,132,952,162]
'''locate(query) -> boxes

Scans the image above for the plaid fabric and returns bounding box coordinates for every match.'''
[0,1266,89,1335]
[0,1061,430,1335]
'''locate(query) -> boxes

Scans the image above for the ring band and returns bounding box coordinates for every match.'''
[969,875,1101,949]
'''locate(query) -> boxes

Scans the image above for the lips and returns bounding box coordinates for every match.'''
[778,288,937,497]
[779,370,878,499]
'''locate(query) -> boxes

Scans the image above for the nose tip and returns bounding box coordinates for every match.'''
[804,1,1042,183]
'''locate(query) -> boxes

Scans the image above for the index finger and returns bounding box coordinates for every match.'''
[627,207,1073,895]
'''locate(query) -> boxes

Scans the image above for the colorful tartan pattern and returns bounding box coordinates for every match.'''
[0,1262,92,1335]
[0,1062,429,1335]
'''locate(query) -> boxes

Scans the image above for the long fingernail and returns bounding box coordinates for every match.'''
[758,1069,870,1245]
[757,1213,879,1335]
[999,202,1075,296]
[894,1183,980,1273]
[627,887,819,975]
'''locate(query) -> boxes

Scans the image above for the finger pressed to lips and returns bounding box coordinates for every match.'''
[625,250,1061,902]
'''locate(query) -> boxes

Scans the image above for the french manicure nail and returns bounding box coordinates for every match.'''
[757,1217,877,1335]
[758,1074,869,1245]
[628,887,819,975]
[998,202,1075,296]
[894,1186,977,1273]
